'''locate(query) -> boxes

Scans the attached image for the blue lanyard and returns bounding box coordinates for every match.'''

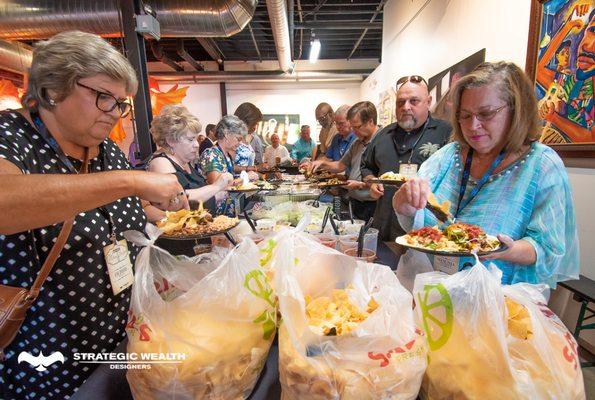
[29,110,116,237]
[30,110,79,174]
[455,147,506,218]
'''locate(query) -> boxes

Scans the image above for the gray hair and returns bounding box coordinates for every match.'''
[215,115,248,140]
[335,104,351,117]
[23,30,138,110]
[150,104,202,149]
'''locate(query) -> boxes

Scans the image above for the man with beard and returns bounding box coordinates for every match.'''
[361,76,451,241]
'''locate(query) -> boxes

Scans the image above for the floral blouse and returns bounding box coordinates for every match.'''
[234,143,255,167]
[199,145,234,175]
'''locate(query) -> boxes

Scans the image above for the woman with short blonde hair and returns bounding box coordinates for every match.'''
[147,105,233,221]
[392,61,578,290]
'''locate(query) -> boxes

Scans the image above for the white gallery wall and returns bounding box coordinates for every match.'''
[163,81,362,142]
[361,0,532,102]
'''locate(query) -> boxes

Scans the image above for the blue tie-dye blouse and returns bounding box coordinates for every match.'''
[398,141,579,288]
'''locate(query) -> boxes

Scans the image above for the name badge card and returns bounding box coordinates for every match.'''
[103,239,134,295]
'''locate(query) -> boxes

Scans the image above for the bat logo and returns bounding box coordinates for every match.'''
[18,351,65,371]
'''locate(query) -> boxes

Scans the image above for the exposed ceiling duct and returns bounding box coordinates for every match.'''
[0,40,32,74]
[0,0,258,40]
[150,70,370,83]
[266,0,293,73]
[150,41,183,71]
[176,39,204,71]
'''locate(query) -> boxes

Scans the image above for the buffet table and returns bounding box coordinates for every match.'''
[72,241,401,400]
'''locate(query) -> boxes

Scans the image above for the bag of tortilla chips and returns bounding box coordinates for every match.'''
[273,219,427,400]
[413,256,585,400]
[124,225,276,399]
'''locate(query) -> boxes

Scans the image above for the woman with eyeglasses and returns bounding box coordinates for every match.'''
[392,61,579,290]
[0,31,188,398]
[145,104,233,222]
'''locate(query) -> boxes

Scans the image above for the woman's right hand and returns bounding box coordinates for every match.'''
[392,177,430,217]
[215,172,234,190]
[132,171,189,211]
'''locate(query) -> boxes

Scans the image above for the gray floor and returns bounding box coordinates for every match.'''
[580,348,595,399]
[584,369,594,399]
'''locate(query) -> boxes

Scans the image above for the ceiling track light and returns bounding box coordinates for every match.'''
[309,32,321,64]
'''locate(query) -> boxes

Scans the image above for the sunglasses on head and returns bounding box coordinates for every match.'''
[397,75,428,87]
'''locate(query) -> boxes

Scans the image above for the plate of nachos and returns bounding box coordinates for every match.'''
[157,205,239,240]
[395,222,505,256]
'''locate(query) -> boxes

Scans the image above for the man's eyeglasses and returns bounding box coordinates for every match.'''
[397,75,428,87]
[457,105,508,123]
[316,111,332,123]
[77,81,132,118]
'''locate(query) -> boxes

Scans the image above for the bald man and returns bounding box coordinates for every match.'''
[361,76,452,241]
[315,102,338,156]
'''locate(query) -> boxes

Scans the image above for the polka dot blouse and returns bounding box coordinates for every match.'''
[0,111,146,399]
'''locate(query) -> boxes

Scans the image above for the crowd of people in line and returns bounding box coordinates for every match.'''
[0,30,580,399]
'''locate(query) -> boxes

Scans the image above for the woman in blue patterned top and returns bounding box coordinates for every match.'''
[392,61,579,289]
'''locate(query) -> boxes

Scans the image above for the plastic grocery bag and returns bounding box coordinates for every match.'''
[123,224,277,400]
[413,256,585,400]
[273,218,427,400]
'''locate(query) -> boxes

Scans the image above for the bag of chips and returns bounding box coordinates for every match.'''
[413,257,585,400]
[272,222,427,400]
[124,225,276,400]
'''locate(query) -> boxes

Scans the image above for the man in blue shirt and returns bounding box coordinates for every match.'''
[290,125,317,163]
[324,104,356,161]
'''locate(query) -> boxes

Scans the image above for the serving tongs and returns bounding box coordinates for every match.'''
[425,193,454,224]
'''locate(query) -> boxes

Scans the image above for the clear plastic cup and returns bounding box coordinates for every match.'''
[363,228,379,253]
[255,218,275,233]
[193,243,212,255]
[338,234,358,253]
[245,233,265,245]
[338,219,365,235]
[344,248,376,262]
[211,234,232,248]
[313,233,338,249]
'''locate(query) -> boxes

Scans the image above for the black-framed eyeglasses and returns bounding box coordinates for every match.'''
[457,105,508,123]
[77,81,132,118]
[316,111,332,123]
[397,75,428,87]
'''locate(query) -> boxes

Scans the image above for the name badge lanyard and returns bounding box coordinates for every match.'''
[30,111,117,241]
[454,148,506,218]
[392,119,430,164]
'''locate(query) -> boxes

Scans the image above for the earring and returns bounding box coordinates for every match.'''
[48,99,56,106]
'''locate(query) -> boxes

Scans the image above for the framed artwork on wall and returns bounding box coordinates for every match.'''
[525,0,594,166]
[428,49,486,122]
[255,114,301,146]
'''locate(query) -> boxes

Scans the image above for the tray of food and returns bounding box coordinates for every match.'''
[395,222,506,256]
[368,171,408,186]
[257,166,285,173]
[228,182,261,193]
[255,181,278,190]
[157,208,240,240]
[317,177,349,189]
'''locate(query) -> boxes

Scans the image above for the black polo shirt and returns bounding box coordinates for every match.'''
[360,115,452,240]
